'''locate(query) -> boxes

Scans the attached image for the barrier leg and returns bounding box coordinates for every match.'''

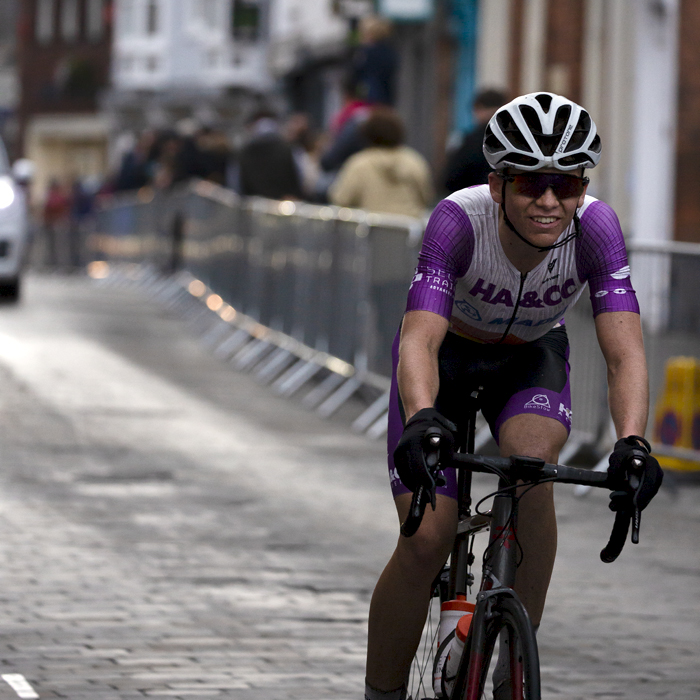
[213,329,251,360]
[366,412,389,439]
[317,376,363,418]
[201,321,235,349]
[352,391,391,433]
[273,360,324,397]
[255,348,296,384]
[233,339,274,371]
[302,373,346,409]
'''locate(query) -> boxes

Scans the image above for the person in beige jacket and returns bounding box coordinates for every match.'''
[329,107,434,218]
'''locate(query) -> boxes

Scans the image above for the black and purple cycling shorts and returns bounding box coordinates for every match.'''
[387,325,572,500]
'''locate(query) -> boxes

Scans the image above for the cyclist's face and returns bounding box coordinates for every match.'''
[488,167,588,245]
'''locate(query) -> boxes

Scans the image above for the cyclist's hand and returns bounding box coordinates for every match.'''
[607,435,663,513]
[393,408,456,493]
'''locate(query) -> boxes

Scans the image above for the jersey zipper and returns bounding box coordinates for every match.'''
[498,271,527,344]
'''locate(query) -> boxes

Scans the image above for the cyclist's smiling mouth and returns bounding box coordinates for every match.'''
[517,197,569,239]
[530,214,561,229]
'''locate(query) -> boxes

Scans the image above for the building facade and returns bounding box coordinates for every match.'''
[473,0,694,247]
[16,0,113,201]
[0,0,20,160]
[105,0,348,135]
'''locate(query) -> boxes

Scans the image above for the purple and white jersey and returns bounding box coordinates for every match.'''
[407,185,639,344]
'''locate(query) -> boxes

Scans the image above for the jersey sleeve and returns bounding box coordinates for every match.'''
[576,200,640,316]
[405,198,474,319]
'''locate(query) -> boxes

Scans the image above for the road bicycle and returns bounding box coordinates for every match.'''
[403,391,648,700]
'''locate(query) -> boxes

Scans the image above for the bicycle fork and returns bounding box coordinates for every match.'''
[451,486,537,699]
[453,588,538,700]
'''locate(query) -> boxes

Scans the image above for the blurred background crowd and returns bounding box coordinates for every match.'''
[0,0,697,265]
[0,0,698,465]
[12,11,507,238]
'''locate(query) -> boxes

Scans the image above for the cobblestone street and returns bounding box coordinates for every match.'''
[0,274,697,699]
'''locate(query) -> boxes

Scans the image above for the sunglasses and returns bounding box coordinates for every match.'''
[500,173,589,200]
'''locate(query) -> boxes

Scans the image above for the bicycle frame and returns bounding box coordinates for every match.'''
[445,459,541,699]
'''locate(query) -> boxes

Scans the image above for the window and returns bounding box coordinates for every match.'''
[231,0,262,41]
[87,0,105,41]
[120,54,135,72]
[199,0,218,28]
[0,137,9,174]
[146,0,159,34]
[207,49,220,67]
[60,0,80,42]
[36,0,55,44]
[117,0,136,35]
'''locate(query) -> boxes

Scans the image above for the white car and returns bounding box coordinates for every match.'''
[0,137,29,301]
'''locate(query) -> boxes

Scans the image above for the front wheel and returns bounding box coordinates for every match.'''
[452,595,540,700]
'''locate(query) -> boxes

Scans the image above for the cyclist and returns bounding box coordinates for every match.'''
[364,92,663,700]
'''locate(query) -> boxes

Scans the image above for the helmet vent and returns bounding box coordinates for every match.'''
[496,111,533,153]
[552,105,572,136]
[558,152,591,167]
[483,124,506,154]
[534,93,553,113]
[589,134,602,154]
[519,105,544,135]
[564,111,592,153]
[502,153,541,168]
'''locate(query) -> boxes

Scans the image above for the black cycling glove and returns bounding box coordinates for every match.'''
[607,435,663,513]
[393,408,456,493]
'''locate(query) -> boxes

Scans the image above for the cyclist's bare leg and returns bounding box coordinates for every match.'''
[498,413,567,625]
[365,492,458,692]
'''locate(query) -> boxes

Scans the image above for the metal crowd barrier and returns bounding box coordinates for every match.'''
[629,240,700,451]
[88,181,424,437]
[554,239,700,461]
[87,181,700,455]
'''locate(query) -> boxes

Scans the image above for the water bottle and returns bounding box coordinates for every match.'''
[442,613,473,696]
[433,599,475,696]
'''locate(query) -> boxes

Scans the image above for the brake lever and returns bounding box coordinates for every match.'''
[423,429,444,511]
[400,429,447,537]
[628,454,645,545]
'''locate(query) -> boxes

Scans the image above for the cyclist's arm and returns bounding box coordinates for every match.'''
[397,310,449,422]
[398,199,474,420]
[594,310,649,438]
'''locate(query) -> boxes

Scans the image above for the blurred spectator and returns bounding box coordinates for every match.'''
[320,75,370,174]
[151,130,181,189]
[114,130,156,192]
[196,127,232,186]
[329,107,433,218]
[171,118,204,184]
[238,110,303,200]
[42,179,71,267]
[329,73,371,136]
[68,178,94,269]
[284,113,324,201]
[352,16,397,106]
[443,88,509,193]
[317,76,371,201]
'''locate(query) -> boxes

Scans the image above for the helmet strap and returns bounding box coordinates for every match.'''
[500,178,581,253]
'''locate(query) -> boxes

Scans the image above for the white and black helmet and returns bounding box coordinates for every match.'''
[483,92,601,172]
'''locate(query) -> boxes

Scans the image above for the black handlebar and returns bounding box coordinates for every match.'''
[400,447,649,563]
[599,451,646,562]
[399,427,443,538]
[600,510,631,563]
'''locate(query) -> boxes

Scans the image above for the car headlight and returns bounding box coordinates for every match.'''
[0,176,16,209]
